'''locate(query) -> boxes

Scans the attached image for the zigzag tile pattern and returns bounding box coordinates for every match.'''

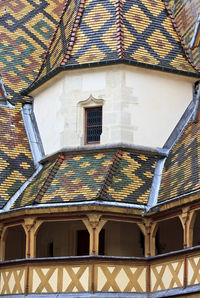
[13,150,157,208]
[0,0,65,95]
[13,161,57,209]
[159,121,200,202]
[168,0,200,71]
[0,103,34,209]
[106,152,157,205]
[37,0,80,82]
[123,0,195,72]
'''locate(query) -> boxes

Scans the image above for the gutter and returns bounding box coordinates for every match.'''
[1,165,43,212]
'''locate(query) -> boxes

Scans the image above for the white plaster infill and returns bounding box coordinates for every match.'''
[31,65,195,156]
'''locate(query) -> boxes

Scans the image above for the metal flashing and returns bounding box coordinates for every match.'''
[164,99,196,150]
[40,143,167,164]
[157,188,200,208]
[193,83,200,122]
[21,103,44,166]
[190,14,200,49]
[0,199,146,216]
[147,157,167,210]
[1,165,43,212]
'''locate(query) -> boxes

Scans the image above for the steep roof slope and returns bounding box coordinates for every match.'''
[0,0,65,96]
[159,120,200,203]
[0,103,34,209]
[24,0,199,93]
[166,0,200,71]
[12,150,157,209]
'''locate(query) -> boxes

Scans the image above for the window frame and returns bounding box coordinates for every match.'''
[84,106,102,145]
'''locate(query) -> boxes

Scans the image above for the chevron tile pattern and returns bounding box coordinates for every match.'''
[12,150,157,208]
[159,121,200,202]
[0,0,65,95]
[168,0,200,71]
[106,152,157,204]
[0,103,34,209]
[37,0,79,82]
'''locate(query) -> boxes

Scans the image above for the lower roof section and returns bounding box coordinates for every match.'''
[0,103,35,209]
[11,147,159,209]
[159,119,200,203]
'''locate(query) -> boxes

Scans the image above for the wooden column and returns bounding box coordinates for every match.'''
[23,217,42,258]
[179,207,192,249]
[83,214,107,255]
[0,224,3,261]
[139,219,157,257]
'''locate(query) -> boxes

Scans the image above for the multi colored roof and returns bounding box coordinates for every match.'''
[0,0,65,95]
[0,103,34,209]
[12,150,157,209]
[159,120,200,203]
[167,0,200,71]
[24,0,199,93]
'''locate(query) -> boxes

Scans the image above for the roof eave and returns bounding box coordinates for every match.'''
[21,59,200,96]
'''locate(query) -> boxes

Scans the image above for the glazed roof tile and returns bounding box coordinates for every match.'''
[159,120,200,203]
[0,0,65,95]
[12,150,157,209]
[25,0,199,93]
[0,103,35,209]
[166,0,200,72]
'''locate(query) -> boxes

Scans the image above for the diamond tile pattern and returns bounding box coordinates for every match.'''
[0,103,34,209]
[0,0,65,95]
[37,0,79,81]
[123,0,195,72]
[13,151,157,208]
[168,0,200,71]
[159,120,200,202]
[31,0,198,91]
[0,0,198,96]
[68,0,118,65]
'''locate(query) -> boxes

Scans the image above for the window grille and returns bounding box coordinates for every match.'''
[85,107,102,144]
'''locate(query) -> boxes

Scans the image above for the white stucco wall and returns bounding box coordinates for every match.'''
[31,65,195,155]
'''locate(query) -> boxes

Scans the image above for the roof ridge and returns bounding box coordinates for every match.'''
[97,150,123,200]
[33,154,65,204]
[163,0,199,72]
[61,0,86,65]
[33,0,69,84]
[116,0,124,59]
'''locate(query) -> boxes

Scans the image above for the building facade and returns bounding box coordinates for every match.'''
[0,0,200,297]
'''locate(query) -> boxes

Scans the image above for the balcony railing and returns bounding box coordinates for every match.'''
[1,246,200,295]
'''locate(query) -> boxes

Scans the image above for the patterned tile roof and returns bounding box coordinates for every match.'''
[159,120,200,203]
[0,0,65,95]
[12,150,157,209]
[26,0,199,93]
[0,103,35,209]
[166,0,200,72]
